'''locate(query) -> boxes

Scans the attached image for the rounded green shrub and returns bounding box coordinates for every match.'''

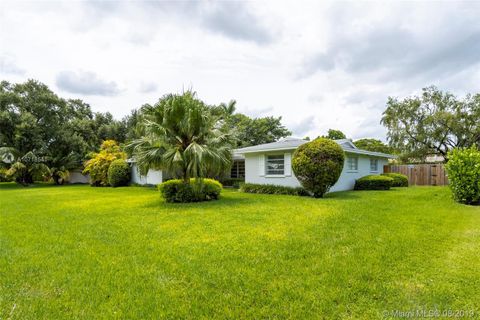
[107,159,131,187]
[354,175,393,190]
[292,138,345,197]
[381,173,408,187]
[445,146,480,205]
[158,178,222,203]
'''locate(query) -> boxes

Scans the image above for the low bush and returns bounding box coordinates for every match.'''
[381,173,408,187]
[240,183,309,196]
[107,159,131,187]
[445,146,480,205]
[221,178,245,189]
[158,178,223,203]
[354,175,393,190]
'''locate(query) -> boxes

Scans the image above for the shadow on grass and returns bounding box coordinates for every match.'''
[0,182,65,190]
[140,193,253,210]
[324,191,361,200]
[325,187,407,200]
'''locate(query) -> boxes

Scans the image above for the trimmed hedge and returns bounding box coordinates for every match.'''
[221,178,245,189]
[445,146,480,205]
[158,178,223,203]
[240,183,309,196]
[381,173,408,187]
[354,175,393,190]
[107,159,131,187]
[292,138,345,198]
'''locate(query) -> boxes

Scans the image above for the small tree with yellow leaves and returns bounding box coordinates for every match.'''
[83,140,126,186]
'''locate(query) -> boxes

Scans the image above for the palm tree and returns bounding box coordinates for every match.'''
[48,152,78,185]
[127,91,234,182]
[219,100,237,117]
[0,147,50,185]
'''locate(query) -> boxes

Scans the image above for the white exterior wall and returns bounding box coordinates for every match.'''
[130,163,163,185]
[330,155,388,192]
[68,170,90,184]
[244,151,388,192]
[245,152,301,187]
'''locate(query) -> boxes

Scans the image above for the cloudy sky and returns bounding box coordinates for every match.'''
[1,1,479,140]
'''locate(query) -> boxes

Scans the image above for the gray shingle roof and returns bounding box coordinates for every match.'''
[235,137,396,159]
[235,137,307,153]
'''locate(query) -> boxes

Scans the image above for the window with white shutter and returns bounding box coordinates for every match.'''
[284,153,291,176]
[259,154,265,176]
[265,155,285,175]
[347,157,358,171]
[370,159,378,172]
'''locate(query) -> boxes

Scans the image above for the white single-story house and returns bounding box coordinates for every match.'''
[235,138,396,192]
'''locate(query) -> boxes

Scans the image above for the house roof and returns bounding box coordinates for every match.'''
[235,137,396,159]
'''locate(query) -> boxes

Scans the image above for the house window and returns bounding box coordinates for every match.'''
[266,155,284,175]
[370,159,378,172]
[347,157,358,171]
[230,160,245,178]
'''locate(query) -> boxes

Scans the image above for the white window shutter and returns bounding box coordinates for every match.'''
[259,154,265,176]
[284,153,291,176]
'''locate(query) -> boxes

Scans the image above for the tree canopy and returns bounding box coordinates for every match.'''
[0,80,130,183]
[322,129,347,140]
[221,113,291,148]
[381,86,480,161]
[353,138,394,154]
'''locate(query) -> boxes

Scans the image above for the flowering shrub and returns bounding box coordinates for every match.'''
[83,140,126,186]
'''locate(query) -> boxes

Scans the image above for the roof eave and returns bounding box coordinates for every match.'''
[236,147,397,159]
[344,149,397,159]
[235,146,299,155]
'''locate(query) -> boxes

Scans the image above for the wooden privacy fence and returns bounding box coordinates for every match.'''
[384,164,448,186]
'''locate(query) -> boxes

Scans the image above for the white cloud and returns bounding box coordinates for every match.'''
[56,71,121,96]
[1,0,479,140]
[138,81,158,94]
[0,56,25,75]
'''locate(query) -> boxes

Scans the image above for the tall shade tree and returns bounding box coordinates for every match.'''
[222,113,291,148]
[0,79,130,184]
[381,86,480,162]
[127,91,234,182]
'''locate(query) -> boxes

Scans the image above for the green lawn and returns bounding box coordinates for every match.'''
[1,184,479,319]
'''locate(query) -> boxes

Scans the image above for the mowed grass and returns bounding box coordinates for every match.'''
[1,184,479,319]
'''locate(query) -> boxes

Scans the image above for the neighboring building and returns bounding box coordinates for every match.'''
[68,169,90,184]
[67,161,164,185]
[129,161,164,185]
[235,138,396,192]
[424,154,445,163]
